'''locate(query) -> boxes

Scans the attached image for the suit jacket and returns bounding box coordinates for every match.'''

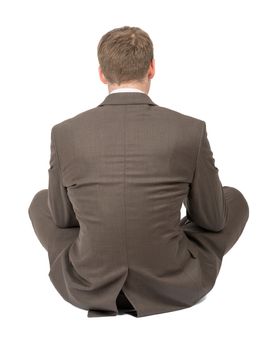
[47,92,227,317]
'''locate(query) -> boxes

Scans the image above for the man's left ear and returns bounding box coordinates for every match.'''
[148,59,155,79]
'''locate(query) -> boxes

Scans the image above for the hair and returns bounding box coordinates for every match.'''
[97,26,154,85]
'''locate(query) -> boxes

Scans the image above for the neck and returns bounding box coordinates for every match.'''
[108,80,150,94]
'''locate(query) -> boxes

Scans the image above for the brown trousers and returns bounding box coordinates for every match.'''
[28,185,249,312]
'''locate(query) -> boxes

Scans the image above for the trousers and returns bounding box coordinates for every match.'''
[28,188,138,313]
[28,186,249,312]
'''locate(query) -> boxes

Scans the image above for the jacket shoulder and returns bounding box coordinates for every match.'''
[50,105,206,133]
[50,107,99,133]
[154,105,205,127]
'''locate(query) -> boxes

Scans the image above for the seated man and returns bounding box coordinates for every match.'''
[28,25,249,318]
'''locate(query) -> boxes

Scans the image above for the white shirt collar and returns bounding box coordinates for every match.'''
[109,87,146,95]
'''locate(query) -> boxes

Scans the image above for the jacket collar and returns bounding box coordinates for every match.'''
[97,92,157,107]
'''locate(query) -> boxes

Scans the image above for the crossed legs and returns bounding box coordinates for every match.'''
[28,189,79,264]
[181,186,249,260]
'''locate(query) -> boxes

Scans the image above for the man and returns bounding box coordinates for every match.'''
[28,26,249,318]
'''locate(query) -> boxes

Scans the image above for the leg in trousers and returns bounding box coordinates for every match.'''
[180,186,249,293]
[28,189,79,264]
[181,186,249,258]
[28,189,140,316]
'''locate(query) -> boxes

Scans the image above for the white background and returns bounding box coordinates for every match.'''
[0,0,275,349]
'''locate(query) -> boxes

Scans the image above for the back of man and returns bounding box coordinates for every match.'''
[28,26,249,318]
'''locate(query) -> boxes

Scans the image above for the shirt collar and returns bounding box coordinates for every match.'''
[109,87,146,94]
[97,92,157,107]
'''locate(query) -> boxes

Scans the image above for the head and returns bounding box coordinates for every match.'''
[97,26,155,94]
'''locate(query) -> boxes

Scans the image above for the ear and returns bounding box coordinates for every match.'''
[148,59,155,80]
[98,66,108,84]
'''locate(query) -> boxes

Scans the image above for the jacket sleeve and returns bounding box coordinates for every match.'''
[47,126,79,228]
[185,121,228,232]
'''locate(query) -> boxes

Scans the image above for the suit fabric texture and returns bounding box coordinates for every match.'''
[28,92,249,317]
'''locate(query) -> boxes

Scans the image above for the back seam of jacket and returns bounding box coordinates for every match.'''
[123,105,129,267]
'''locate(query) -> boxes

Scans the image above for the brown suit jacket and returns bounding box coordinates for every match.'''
[47,92,227,317]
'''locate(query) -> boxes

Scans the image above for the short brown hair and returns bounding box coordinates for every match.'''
[97,26,154,85]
